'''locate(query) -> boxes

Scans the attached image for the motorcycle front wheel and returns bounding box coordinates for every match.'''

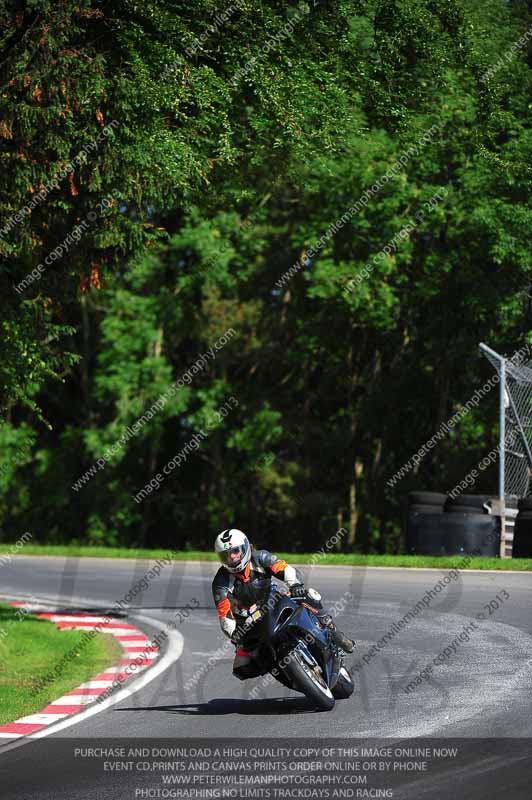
[282,649,335,711]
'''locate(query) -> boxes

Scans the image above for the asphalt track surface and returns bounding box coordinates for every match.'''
[0,555,531,799]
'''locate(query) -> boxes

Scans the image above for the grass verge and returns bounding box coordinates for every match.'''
[0,603,123,725]
[1,544,532,570]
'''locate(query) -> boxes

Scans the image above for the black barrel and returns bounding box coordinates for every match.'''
[513,511,532,558]
[406,512,500,556]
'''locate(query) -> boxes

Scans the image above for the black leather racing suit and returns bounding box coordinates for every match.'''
[212,549,329,680]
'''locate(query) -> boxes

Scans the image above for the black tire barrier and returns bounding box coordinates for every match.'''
[408,491,448,506]
[517,497,532,512]
[446,494,488,508]
[448,494,488,506]
[406,512,500,556]
[408,504,448,514]
[444,494,488,512]
[445,505,488,515]
[512,514,532,558]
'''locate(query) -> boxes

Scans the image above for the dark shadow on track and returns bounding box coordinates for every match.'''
[115,698,318,715]
[120,607,214,613]
[40,605,212,612]
[9,605,130,618]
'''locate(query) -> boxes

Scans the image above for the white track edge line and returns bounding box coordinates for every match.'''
[0,594,184,756]
[3,554,531,574]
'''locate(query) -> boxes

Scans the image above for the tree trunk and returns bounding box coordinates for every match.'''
[348,457,364,548]
[80,293,90,416]
[140,326,164,547]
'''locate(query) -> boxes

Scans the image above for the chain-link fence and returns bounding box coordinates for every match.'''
[480,342,532,502]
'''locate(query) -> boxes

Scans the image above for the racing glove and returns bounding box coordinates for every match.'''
[289,583,306,599]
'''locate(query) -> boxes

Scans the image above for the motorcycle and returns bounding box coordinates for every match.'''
[232,578,354,711]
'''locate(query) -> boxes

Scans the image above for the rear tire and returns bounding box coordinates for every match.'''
[282,650,335,711]
[332,666,354,699]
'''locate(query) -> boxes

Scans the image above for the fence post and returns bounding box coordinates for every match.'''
[499,359,506,558]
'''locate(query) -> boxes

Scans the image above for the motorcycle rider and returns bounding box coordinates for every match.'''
[212,528,355,680]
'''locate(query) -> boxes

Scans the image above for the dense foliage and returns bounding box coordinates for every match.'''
[1,0,531,551]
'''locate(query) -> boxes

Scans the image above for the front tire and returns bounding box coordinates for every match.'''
[332,665,354,699]
[282,650,335,711]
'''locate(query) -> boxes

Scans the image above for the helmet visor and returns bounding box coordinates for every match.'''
[218,542,249,569]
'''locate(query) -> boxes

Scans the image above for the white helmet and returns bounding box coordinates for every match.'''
[214,528,251,573]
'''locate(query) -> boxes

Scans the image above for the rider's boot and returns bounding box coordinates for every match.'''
[317,613,355,653]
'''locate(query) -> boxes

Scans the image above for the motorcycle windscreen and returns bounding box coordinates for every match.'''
[278,604,330,648]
